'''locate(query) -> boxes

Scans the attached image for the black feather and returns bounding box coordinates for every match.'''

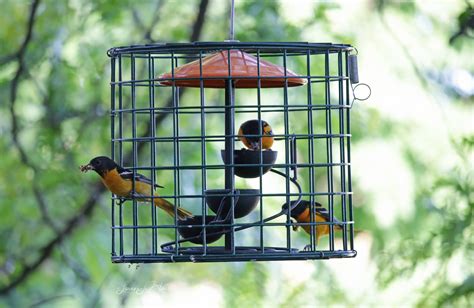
[118,166,164,188]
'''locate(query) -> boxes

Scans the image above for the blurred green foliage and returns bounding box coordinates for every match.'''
[0,0,473,307]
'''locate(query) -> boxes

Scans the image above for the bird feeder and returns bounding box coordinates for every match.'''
[106,41,363,263]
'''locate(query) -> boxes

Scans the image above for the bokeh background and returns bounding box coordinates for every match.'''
[0,0,473,307]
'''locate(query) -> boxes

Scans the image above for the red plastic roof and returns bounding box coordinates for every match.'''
[158,50,306,88]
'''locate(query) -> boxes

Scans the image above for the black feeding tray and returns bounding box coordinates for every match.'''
[221,149,278,178]
[177,215,224,244]
[205,189,259,219]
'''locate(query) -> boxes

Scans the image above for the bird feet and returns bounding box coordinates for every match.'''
[115,198,127,206]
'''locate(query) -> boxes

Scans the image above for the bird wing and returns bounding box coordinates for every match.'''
[118,168,164,188]
[314,207,343,227]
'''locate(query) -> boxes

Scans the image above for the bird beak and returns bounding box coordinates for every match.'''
[80,164,94,173]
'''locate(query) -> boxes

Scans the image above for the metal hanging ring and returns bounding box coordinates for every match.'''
[350,82,371,108]
[353,83,371,101]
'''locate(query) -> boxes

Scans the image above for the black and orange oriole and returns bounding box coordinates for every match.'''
[81,156,193,220]
[238,119,274,150]
[282,200,343,244]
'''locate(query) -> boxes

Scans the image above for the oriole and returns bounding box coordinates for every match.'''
[282,200,343,245]
[238,119,274,150]
[81,156,193,220]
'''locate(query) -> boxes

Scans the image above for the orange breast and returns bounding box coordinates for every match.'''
[262,136,274,149]
[238,127,251,149]
[297,209,330,241]
[101,169,152,197]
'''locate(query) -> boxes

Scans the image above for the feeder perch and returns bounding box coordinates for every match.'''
[205,189,260,219]
[220,149,278,178]
[177,216,224,245]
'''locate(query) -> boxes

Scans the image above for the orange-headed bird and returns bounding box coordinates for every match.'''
[81,156,193,220]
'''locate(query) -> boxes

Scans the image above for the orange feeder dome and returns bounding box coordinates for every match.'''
[158,49,306,88]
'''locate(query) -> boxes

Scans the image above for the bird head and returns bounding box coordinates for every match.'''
[80,156,118,176]
[262,121,273,136]
[281,200,321,219]
[240,119,274,150]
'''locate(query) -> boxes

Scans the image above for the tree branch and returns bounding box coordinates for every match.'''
[0,0,210,295]
[377,12,427,88]
[190,0,209,42]
[0,183,104,295]
[0,54,16,66]
[131,0,165,43]
[0,0,40,66]
[10,0,41,158]
[131,9,147,34]
[133,0,209,158]
[377,11,452,132]
[145,0,166,42]
[30,294,74,307]
[7,0,61,233]
[153,0,208,124]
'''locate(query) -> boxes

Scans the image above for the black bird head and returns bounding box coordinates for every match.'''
[241,119,273,135]
[281,200,322,219]
[81,156,118,176]
[239,119,274,150]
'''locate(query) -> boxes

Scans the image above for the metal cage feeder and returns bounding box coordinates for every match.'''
[107,41,359,263]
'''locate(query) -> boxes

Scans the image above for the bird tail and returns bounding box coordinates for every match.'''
[153,197,194,220]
